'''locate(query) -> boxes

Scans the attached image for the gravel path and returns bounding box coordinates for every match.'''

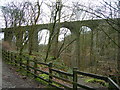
[2,60,45,89]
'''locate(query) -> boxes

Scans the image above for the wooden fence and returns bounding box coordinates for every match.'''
[2,50,120,90]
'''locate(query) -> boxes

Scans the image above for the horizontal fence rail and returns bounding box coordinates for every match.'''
[51,68,73,77]
[76,71,108,81]
[2,50,120,90]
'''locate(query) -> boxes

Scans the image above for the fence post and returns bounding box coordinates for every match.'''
[7,51,9,62]
[5,50,7,61]
[14,54,17,66]
[26,57,30,76]
[10,52,13,64]
[19,54,22,70]
[5,50,8,61]
[2,50,4,60]
[73,67,78,90]
[34,58,37,78]
[49,63,52,85]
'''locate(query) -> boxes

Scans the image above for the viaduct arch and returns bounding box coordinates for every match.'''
[1,18,120,68]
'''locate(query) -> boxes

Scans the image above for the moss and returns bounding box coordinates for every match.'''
[85,78,109,87]
[35,74,61,88]
[35,78,48,85]
[35,74,49,85]
[16,69,20,72]
[52,82,61,87]
[39,74,49,80]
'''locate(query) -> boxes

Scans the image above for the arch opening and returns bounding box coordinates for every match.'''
[38,29,50,45]
[58,27,71,41]
[0,32,4,40]
[79,26,93,70]
[80,26,92,34]
[22,31,28,45]
[57,27,72,67]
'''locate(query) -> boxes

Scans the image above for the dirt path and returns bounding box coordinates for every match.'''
[2,60,45,89]
[0,57,2,90]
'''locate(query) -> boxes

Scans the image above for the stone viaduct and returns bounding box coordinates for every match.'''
[1,18,120,67]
